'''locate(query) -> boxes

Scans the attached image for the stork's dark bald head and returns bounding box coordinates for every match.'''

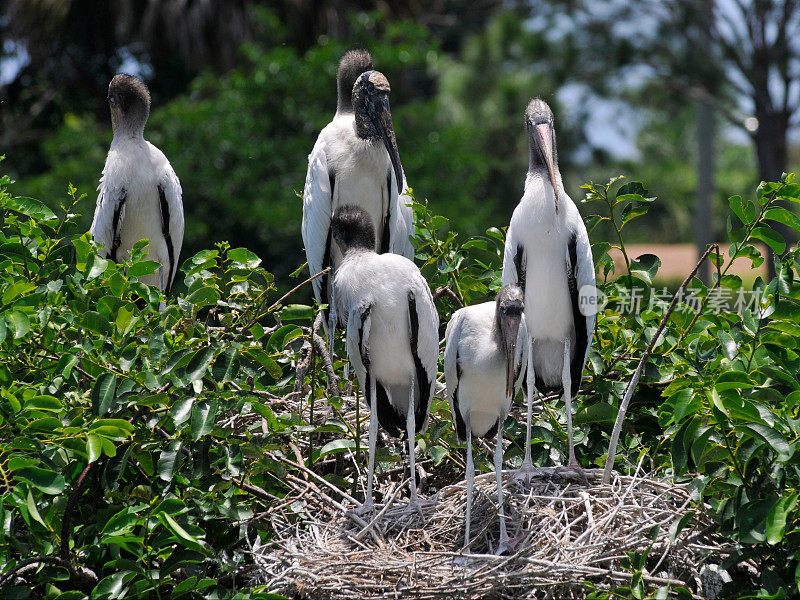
[352,70,392,140]
[108,74,150,136]
[525,98,554,126]
[337,49,373,113]
[497,284,524,316]
[331,205,376,253]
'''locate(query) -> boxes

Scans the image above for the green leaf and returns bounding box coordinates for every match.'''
[92,571,135,599]
[280,304,314,321]
[5,196,58,220]
[158,441,182,481]
[82,311,112,336]
[127,260,161,278]
[6,310,30,339]
[751,225,786,254]
[2,281,36,306]
[156,511,209,554]
[190,400,218,440]
[729,195,745,223]
[185,347,215,381]
[171,397,195,426]
[212,349,240,382]
[766,493,798,544]
[185,286,219,308]
[86,434,102,464]
[630,254,660,284]
[764,206,800,232]
[741,423,792,461]
[92,373,118,416]
[101,507,141,537]
[24,395,62,412]
[15,466,66,494]
[714,370,753,392]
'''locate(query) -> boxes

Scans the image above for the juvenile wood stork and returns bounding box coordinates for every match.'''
[303,50,414,341]
[90,74,184,293]
[444,285,528,553]
[331,205,436,511]
[502,99,596,477]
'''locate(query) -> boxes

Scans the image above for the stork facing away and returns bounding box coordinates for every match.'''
[502,98,596,478]
[331,205,436,512]
[91,74,184,294]
[303,50,414,345]
[445,285,528,554]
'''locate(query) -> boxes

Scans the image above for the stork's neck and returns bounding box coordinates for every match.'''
[112,119,146,144]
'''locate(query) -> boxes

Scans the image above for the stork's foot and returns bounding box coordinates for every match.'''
[495,533,525,556]
[353,500,375,517]
[555,463,590,486]
[514,462,543,484]
[405,495,434,517]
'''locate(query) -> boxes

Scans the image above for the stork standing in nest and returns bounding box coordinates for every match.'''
[303,50,414,346]
[445,285,528,553]
[502,99,596,479]
[91,74,184,295]
[331,206,437,512]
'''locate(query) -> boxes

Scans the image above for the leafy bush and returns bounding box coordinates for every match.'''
[1,161,800,599]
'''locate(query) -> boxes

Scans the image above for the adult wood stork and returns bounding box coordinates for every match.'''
[90,74,184,293]
[331,205,436,511]
[303,50,414,341]
[444,285,528,553]
[502,99,596,477]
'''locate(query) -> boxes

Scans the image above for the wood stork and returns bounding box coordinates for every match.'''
[331,205,436,511]
[444,285,528,553]
[502,99,596,478]
[303,50,414,343]
[90,74,184,293]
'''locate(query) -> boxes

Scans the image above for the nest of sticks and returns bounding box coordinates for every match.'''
[248,460,733,600]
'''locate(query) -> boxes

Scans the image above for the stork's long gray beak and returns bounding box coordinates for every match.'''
[534,123,559,213]
[371,95,404,192]
[501,314,522,397]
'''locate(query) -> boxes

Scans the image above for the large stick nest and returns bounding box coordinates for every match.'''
[249,464,733,599]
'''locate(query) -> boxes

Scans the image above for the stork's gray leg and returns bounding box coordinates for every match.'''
[327,283,336,363]
[562,338,577,468]
[362,372,378,514]
[558,338,587,485]
[516,335,537,482]
[494,410,511,554]
[406,370,419,506]
[464,410,473,554]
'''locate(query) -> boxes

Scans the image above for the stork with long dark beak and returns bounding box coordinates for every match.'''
[502,98,596,479]
[332,206,436,512]
[444,285,528,554]
[302,50,414,347]
[91,74,184,295]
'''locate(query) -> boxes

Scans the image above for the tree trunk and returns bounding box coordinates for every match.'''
[753,108,790,280]
[695,99,715,284]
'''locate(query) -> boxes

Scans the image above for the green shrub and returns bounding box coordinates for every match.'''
[1,163,799,598]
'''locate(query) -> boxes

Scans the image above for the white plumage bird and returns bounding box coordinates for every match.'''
[502,98,596,477]
[302,50,414,339]
[444,285,528,553]
[90,74,184,293]
[332,205,437,511]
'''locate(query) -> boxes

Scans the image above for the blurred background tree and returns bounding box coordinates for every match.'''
[1,0,795,289]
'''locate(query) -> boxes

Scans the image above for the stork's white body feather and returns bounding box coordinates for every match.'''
[502,171,595,389]
[91,135,184,291]
[444,302,528,438]
[334,250,437,426]
[302,113,414,307]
